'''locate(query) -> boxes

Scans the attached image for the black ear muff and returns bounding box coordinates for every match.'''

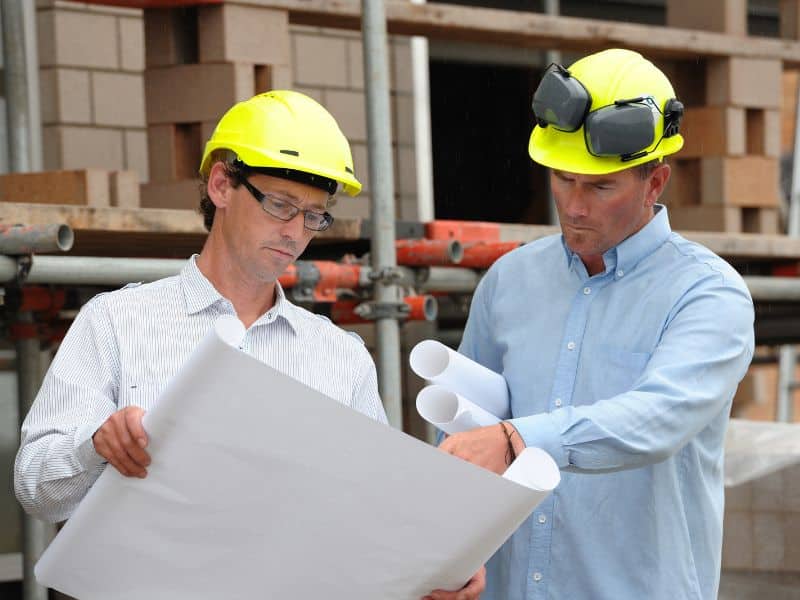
[663,98,683,138]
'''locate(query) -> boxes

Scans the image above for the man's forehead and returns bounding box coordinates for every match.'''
[552,168,632,184]
[249,173,328,207]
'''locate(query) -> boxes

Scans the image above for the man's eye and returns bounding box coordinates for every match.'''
[270,198,290,210]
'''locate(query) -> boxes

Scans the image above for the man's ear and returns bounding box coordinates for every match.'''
[645,162,671,208]
[207,162,233,209]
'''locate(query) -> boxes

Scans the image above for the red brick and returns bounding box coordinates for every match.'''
[679,106,745,158]
[668,205,742,232]
[147,123,203,182]
[198,4,289,65]
[781,0,800,39]
[140,179,202,210]
[144,6,198,68]
[0,169,110,207]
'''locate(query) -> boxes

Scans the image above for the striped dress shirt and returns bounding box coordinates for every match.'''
[15,255,387,522]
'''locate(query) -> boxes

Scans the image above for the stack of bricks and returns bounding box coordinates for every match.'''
[142,2,292,210]
[723,465,800,574]
[37,1,147,195]
[290,25,418,220]
[661,0,785,234]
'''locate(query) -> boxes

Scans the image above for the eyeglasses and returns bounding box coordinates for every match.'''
[237,176,335,232]
[532,63,683,161]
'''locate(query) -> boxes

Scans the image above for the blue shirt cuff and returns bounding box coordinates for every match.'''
[510,412,570,468]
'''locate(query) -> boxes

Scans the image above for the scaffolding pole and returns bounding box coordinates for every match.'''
[362,0,403,429]
[14,312,53,600]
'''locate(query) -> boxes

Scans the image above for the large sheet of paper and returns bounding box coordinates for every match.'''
[36,316,559,600]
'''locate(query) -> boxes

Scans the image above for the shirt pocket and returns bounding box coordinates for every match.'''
[589,345,651,401]
[118,380,165,412]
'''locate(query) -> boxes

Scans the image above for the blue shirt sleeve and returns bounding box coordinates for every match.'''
[510,277,754,471]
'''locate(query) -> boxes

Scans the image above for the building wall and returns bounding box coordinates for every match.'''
[36,1,148,180]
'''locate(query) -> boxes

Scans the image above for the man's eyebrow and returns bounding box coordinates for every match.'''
[271,189,327,212]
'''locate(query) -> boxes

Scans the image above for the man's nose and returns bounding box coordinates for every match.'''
[279,211,306,239]
[561,188,591,219]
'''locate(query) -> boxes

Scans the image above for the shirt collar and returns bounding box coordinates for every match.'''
[180,255,299,335]
[561,204,672,277]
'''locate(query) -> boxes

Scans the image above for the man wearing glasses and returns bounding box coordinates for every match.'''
[15,91,388,523]
[439,49,754,599]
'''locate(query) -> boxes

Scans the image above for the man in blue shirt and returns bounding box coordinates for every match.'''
[435,49,754,600]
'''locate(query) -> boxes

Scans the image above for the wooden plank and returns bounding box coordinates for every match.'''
[234,0,800,66]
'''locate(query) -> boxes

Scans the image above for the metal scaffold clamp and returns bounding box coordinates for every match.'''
[367,266,404,286]
[354,300,410,321]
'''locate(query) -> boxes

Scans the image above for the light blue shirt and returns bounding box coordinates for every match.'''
[458,206,754,600]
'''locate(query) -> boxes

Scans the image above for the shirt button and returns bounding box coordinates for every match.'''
[554,398,563,407]
[583,286,591,295]
[567,341,576,351]
[617,270,624,278]
[538,514,547,524]
[533,572,543,582]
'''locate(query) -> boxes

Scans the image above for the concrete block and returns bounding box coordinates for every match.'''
[110,170,140,208]
[680,106,745,158]
[395,145,417,197]
[293,33,347,87]
[330,194,370,219]
[391,37,413,93]
[393,93,414,146]
[701,156,781,208]
[783,463,800,513]
[124,129,149,183]
[43,125,125,171]
[325,89,367,142]
[784,71,799,154]
[350,142,368,194]
[753,512,784,571]
[722,510,753,570]
[140,179,201,210]
[293,86,324,104]
[0,169,110,206]
[706,57,782,109]
[347,39,364,89]
[198,4,289,65]
[781,0,800,39]
[663,158,700,207]
[784,513,800,571]
[144,6,197,68]
[39,68,98,125]
[145,63,255,124]
[666,0,747,35]
[92,72,145,127]
[753,469,784,512]
[37,8,118,69]
[119,16,145,72]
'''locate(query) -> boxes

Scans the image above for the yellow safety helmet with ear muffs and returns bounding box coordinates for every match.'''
[200,90,361,196]
[528,48,684,175]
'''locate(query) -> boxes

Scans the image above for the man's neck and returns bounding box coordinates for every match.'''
[195,244,277,329]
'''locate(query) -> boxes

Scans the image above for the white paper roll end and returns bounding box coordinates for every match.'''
[416,386,459,425]
[502,447,561,492]
[409,339,451,380]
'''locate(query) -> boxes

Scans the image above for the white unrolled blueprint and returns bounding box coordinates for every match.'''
[417,384,501,435]
[35,316,559,600]
[409,339,510,419]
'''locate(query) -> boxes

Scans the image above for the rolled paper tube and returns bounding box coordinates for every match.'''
[409,339,510,419]
[416,385,501,436]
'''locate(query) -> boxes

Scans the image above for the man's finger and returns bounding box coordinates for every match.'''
[105,435,146,477]
[116,416,150,468]
[124,407,148,449]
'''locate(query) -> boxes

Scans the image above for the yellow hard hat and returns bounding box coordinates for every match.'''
[528,49,684,175]
[200,90,361,196]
